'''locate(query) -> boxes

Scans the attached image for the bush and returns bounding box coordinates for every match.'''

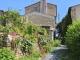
[20,39,33,55]
[38,36,52,52]
[0,47,15,60]
[53,39,61,47]
[65,21,80,60]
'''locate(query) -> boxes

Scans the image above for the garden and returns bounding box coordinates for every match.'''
[0,8,61,60]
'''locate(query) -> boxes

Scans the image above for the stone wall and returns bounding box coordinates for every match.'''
[26,13,55,40]
[25,2,40,14]
[46,3,57,16]
[26,12,55,28]
[71,4,80,20]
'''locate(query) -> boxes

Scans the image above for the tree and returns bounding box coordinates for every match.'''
[57,14,72,38]
[56,8,72,44]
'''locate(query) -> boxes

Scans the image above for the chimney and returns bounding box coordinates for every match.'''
[40,0,46,14]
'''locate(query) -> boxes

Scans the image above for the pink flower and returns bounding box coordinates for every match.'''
[41,49,45,54]
[11,31,16,36]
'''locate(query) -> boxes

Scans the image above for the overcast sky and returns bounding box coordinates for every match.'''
[0,0,80,22]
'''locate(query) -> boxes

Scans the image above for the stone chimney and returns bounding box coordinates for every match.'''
[40,0,46,14]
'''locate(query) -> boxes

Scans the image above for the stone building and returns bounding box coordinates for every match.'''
[69,4,80,21]
[24,0,57,40]
[0,0,57,40]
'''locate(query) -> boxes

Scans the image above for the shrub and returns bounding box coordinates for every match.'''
[38,36,60,53]
[0,47,15,60]
[53,39,61,47]
[65,20,80,60]
[19,51,42,60]
[20,39,33,55]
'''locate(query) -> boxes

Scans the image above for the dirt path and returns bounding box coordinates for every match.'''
[41,45,68,60]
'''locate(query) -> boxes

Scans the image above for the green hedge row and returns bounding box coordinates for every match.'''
[65,21,80,60]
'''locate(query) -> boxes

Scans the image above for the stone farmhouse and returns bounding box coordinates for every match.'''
[23,0,57,40]
[68,4,80,21]
[0,0,57,40]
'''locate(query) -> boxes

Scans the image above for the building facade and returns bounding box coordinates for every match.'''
[69,4,80,21]
[24,0,57,40]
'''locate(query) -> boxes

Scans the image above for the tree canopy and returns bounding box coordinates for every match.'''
[56,8,72,40]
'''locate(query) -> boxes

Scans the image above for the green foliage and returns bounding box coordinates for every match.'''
[0,48,15,60]
[38,36,58,53]
[38,36,50,46]
[0,26,4,31]
[0,8,60,59]
[49,39,61,48]
[19,51,42,60]
[0,8,26,32]
[26,23,37,35]
[17,35,38,55]
[65,20,80,60]
[57,11,72,40]
[28,36,37,43]
[27,23,35,35]
[53,39,61,47]
[17,38,33,55]
[26,23,47,36]
[0,9,20,27]
[38,37,47,46]
[45,39,61,53]
[12,26,20,33]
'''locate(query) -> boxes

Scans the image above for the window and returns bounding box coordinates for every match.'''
[34,7,38,11]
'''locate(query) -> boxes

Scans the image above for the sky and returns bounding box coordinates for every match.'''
[0,0,80,23]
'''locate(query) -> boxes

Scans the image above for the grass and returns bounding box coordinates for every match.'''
[19,51,42,60]
[60,49,73,60]
[19,56,40,60]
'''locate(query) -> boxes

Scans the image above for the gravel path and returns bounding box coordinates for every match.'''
[41,45,68,60]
